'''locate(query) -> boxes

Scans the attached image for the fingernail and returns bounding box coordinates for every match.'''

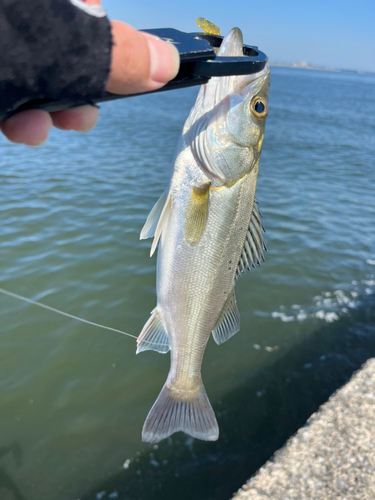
[147,38,180,84]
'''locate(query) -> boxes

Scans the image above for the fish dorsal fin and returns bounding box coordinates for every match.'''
[212,291,240,345]
[140,190,168,240]
[137,308,170,354]
[236,198,267,278]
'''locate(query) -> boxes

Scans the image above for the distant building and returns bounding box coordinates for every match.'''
[293,61,310,68]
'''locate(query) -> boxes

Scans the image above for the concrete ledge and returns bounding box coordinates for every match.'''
[232,358,375,499]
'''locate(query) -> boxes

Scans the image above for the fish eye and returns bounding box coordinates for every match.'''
[250,96,268,120]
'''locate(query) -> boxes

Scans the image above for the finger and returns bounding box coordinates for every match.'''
[106,21,180,95]
[81,0,101,4]
[51,105,99,131]
[0,110,52,146]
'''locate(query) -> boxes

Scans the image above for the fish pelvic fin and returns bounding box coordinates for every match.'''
[212,291,240,345]
[140,190,172,257]
[137,308,170,354]
[140,190,168,240]
[150,193,171,257]
[142,379,219,443]
[236,197,267,278]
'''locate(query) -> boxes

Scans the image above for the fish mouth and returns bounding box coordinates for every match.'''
[187,28,270,119]
[217,27,244,57]
[237,62,270,92]
[213,28,270,100]
[217,28,269,83]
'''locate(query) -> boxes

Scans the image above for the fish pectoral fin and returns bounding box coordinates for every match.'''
[185,183,210,244]
[137,308,170,354]
[140,190,168,241]
[236,197,267,278]
[212,291,240,345]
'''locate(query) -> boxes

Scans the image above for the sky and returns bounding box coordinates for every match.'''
[103,0,375,73]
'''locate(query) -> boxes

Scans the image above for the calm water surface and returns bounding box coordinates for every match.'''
[0,68,374,500]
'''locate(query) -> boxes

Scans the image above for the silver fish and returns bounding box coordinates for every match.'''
[138,27,270,443]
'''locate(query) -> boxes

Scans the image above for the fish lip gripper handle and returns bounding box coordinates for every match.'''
[0,28,268,120]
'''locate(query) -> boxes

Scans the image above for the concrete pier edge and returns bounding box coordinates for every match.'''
[232,358,375,499]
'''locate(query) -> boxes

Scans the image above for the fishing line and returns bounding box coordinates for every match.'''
[0,287,139,340]
[0,287,170,348]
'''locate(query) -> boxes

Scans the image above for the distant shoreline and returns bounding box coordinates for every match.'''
[270,62,374,75]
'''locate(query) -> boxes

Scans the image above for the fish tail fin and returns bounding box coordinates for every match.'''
[142,379,219,443]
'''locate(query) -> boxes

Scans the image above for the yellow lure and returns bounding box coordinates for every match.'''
[196,17,221,36]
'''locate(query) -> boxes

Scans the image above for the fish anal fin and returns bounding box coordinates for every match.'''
[212,291,240,345]
[185,183,210,244]
[150,193,172,257]
[140,190,168,240]
[137,308,170,354]
[236,197,266,279]
[142,378,218,443]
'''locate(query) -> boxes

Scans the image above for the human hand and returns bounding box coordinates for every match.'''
[0,1,179,146]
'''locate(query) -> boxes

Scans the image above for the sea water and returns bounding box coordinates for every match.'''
[0,67,374,500]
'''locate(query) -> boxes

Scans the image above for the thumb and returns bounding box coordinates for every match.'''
[106,21,180,95]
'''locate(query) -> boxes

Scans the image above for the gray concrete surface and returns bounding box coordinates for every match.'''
[232,358,375,500]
